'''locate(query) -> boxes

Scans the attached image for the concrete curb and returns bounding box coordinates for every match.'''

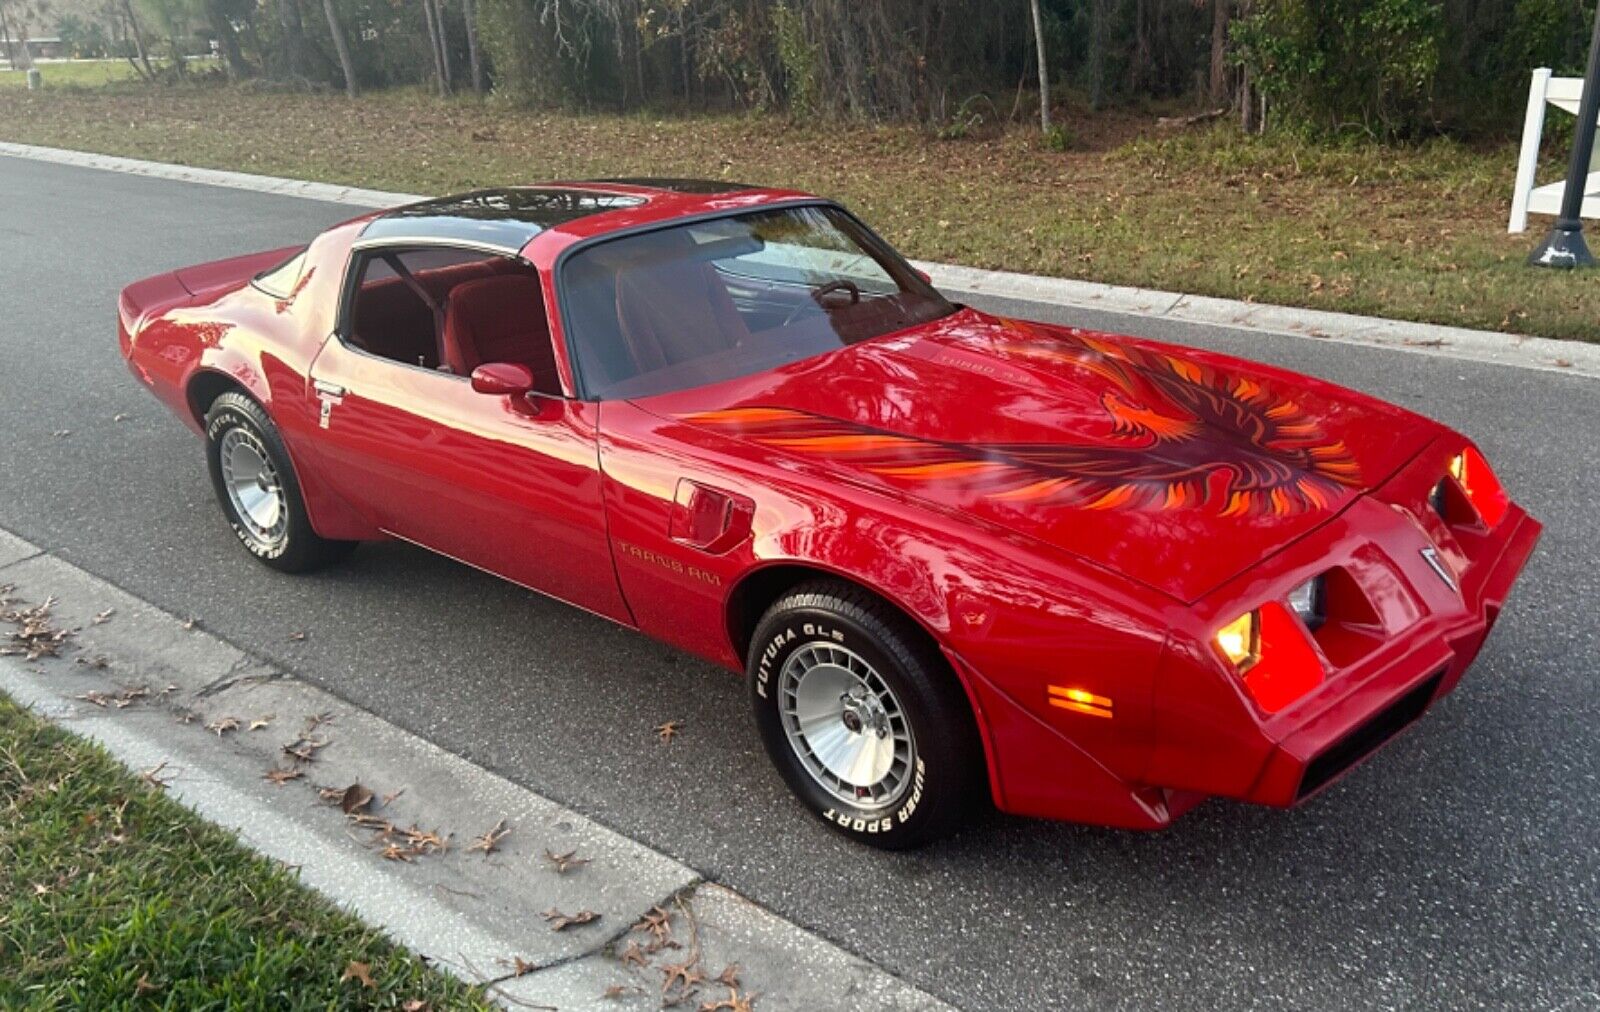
[3,138,1595,381]
[0,524,953,1012]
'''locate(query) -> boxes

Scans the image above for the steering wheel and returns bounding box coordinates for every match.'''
[781,279,862,327]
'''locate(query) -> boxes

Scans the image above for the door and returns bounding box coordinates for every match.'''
[303,244,631,624]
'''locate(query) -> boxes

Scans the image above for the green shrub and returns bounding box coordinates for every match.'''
[1233,0,1445,139]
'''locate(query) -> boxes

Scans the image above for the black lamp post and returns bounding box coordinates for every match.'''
[1530,8,1600,268]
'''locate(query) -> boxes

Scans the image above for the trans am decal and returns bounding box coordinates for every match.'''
[681,326,1362,518]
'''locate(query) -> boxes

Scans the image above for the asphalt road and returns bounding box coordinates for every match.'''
[2,155,1596,1011]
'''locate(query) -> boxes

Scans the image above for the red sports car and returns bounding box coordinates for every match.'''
[119,180,1540,848]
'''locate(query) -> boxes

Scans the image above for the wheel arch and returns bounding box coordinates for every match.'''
[186,367,265,427]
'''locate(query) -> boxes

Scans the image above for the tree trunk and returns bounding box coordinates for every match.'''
[1210,0,1231,106]
[1028,0,1051,132]
[205,0,252,80]
[0,4,15,72]
[321,0,358,97]
[120,0,155,78]
[421,0,449,96]
[276,0,306,79]
[433,0,454,91]
[462,0,483,94]
[1089,0,1106,111]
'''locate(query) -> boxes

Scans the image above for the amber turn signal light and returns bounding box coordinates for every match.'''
[1214,611,1261,673]
[1048,686,1113,719]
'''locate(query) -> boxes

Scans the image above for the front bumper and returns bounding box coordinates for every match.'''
[1245,505,1540,806]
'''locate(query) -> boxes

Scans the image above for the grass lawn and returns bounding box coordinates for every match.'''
[0,693,490,1009]
[0,83,1596,341]
[0,60,142,89]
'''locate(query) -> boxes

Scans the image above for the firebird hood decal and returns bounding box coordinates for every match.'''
[681,324,1362,519]
[659,311,1430,600]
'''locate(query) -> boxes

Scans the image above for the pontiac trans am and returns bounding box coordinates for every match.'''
[118,180,1540,848]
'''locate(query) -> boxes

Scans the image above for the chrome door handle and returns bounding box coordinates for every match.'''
[313,380,346,397]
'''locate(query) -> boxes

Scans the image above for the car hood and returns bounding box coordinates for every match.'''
[650,308,1436,601]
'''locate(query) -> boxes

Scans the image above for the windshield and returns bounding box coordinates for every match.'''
[561,205,955,399]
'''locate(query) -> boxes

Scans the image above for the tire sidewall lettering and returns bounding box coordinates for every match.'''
[209,408,289,561]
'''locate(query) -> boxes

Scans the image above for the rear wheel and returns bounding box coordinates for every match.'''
[748,580,982,850]
[204,392,353,573]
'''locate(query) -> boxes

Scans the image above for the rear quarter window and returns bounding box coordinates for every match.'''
[252,250,308,298]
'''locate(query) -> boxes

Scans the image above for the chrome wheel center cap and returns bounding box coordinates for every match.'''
[840,691,889,739]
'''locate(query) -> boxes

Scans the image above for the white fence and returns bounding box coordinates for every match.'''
[1509,68,1600,233]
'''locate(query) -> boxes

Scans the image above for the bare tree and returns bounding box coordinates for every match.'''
[462,0,482,94]
[1209,0,1231,106]
[0,1,16,71]
[118,0,154,77]
[1027,0,1050,132]
[421,0,449,96]
[275,0,306,78]
[321,0,357,96]
[204,0,252,80]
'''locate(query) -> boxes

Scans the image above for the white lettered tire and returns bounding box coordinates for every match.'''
[204,392,353,573]
[748,580,982,849]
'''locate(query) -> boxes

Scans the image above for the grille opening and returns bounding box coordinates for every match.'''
[1297,670,1444,800]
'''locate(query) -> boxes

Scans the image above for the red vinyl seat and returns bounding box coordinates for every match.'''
[441,273,559,392]
[613,259,748,377]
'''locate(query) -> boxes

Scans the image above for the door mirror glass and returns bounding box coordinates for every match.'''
[470,362,536,397]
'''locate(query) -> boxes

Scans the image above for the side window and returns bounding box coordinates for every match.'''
[343,246,561,394]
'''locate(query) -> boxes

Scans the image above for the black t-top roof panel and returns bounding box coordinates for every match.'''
[362,188,647,250]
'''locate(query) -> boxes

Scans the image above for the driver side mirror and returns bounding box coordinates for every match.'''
[470,362,536,397]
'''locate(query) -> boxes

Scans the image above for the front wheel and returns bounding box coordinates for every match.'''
[204,391,353,573]
[748,581,983,850]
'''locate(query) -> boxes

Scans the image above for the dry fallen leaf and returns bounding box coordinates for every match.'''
[654,720,683,743]
[543,848,589,874]
[467,819,510,857]
[380,842,424,863]
[603,984,631,1000]
[543,908,600,931]
[508,956,538,977]
[401,1001,430,1012]
[1,595,73,660]
[77,691,111,708]
[205,717,240,737]
[288,631,306,641]
[714,964,741,988]
[140,761,171,790]
[661,957,706,998]
[248,716,273,731]
[619,941,649,969]
[340,961,376,989]
[282,737,329,763]
[133,973,160,996]
[633,906,673,943]
[699,987,757,1012]
[264,766,303,785]
[339,783,374,814]
[92,608,116,625]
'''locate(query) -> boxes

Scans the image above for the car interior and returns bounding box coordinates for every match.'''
[562,208,954,400]
[343,247,561,394]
